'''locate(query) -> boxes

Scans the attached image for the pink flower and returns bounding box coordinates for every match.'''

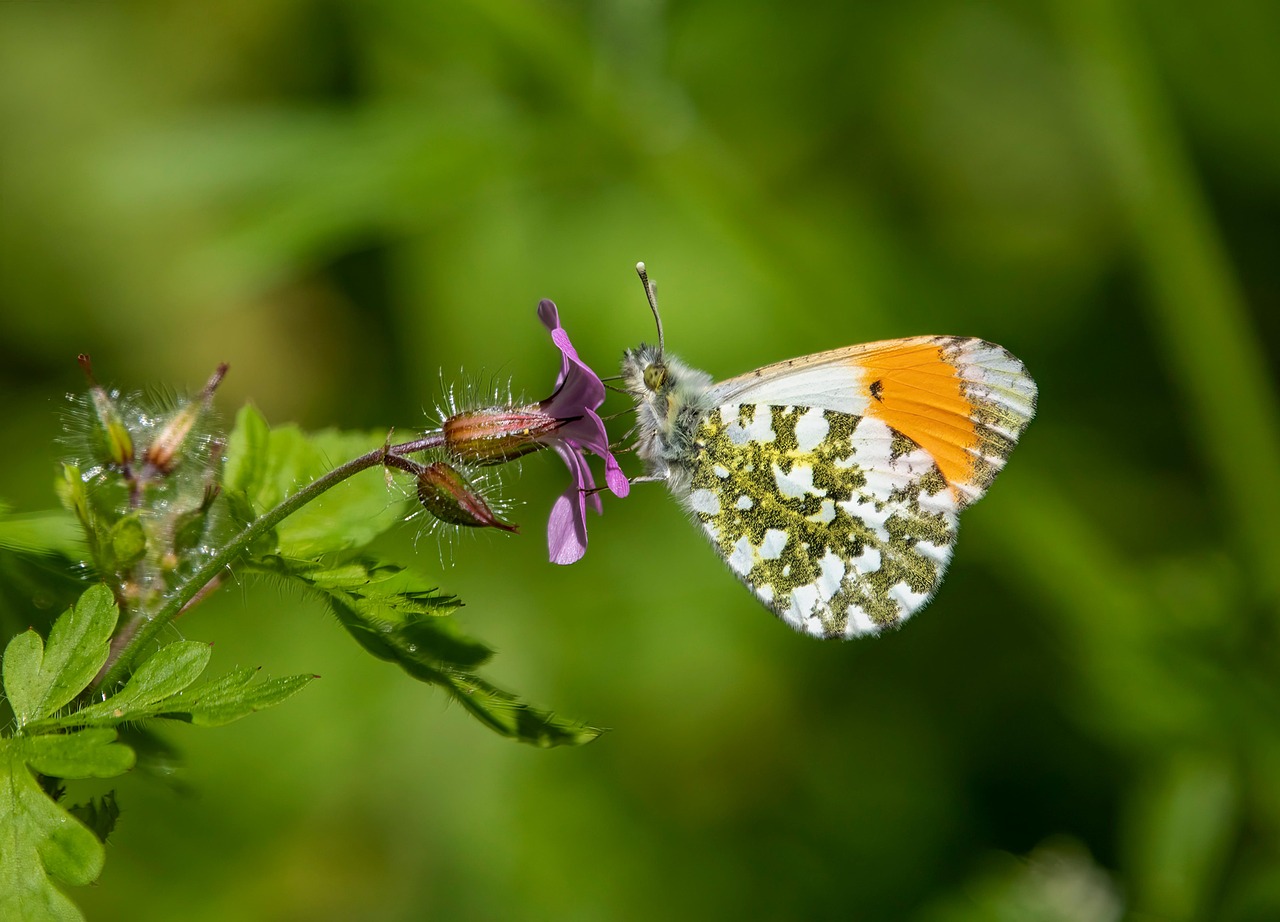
[437,300,628,564]
[536,300,629,565]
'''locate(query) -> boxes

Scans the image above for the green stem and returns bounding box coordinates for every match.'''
[95,433,445,692]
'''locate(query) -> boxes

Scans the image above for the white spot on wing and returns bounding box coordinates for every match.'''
[728,536,754,576]
[735,495,754,511]
[773,463,818,499]
[809,498,836,524]
[760,528,789,560]
[816,551,845,601]
[790,585,820,623]
[845,604,879,637]
[794,407,829,452]
[889,582,930,617]
[726,408,775,445]
[689,489,720,515]
[849,545,882,573]
[841,497,891,541]
[915,541,950,565]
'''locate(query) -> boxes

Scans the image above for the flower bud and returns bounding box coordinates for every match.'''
[442,406,561,466]
[143,363,227,474]
[416,461,517,532]
[78,354,134,468]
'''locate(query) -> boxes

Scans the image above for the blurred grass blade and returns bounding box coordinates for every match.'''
[1054,0,1280,604]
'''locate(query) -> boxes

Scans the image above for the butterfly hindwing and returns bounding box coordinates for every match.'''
[685,402,958,639]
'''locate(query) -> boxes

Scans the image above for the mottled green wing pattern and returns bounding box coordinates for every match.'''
[683,403,959,639]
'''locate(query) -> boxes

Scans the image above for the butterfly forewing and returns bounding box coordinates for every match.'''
[686,403,958,638]
[707,335,1037,508]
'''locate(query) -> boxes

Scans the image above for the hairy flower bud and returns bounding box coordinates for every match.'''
[78,353,134,468]
[416,461,518,532]
[143,363,227,474]
[442,407,561,466]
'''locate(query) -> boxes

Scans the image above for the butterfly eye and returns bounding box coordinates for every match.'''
[643,363,667,391]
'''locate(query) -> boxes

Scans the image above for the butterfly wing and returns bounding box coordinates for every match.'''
[687,336,1036,638]
[707,336,1038,508]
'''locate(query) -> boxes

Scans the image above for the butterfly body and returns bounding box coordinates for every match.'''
[622,326,1037,640]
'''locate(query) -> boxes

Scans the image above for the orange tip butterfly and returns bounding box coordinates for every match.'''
[620,263,1037,639]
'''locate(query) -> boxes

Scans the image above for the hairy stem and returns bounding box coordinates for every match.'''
[94,433,445,692]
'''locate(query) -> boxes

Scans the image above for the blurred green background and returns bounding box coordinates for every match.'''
[3,0,1279,919]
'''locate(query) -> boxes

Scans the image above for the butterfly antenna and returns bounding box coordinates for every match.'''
[636,261,664,355]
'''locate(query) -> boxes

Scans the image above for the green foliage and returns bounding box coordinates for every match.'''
[0,586,309,920]
[224,405,405,557]
[248,556,600,746]
[0,374,597,919]
[3,586,116,729]
[222,406,600,745]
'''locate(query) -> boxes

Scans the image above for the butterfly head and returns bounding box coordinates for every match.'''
[621,264,715,481]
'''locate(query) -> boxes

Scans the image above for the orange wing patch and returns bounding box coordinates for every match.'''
[850,337,1036,507]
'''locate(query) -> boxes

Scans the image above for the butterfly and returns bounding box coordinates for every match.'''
[620,263,1037,639]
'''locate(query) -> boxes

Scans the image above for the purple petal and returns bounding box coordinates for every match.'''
[538,299,572,388]
[547,490,587,565]
[554,442,601,515]
[547,443,595,564]
[538,300,604,416]
[605,454,630,498]
[535,298,630,562]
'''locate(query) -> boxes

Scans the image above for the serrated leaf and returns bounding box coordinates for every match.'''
[0,731,134,922]
[42,660,312,732]
[259,556,485,669]
[67,792,120,845]
[255,556,600,747]
[224,406,407,557]
[3,585,118,728]
[68,641,211,726]
[160,670,315,727]
[429,671,602,748]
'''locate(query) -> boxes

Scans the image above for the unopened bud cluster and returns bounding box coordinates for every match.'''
[64,356,230,620]
[394,399,567,536]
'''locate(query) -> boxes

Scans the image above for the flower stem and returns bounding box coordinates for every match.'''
[95,433,445,692]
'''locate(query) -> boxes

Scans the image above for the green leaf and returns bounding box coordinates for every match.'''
[67,641,211,726]
[0,731,134,922]
[255,556,601,747]
[431,672,603,749]
[41,653,312,732]
[24,730,136,779]
[2,585,118,728]
[0,506,86,560]
[55,466,104,575]
[67,792,120,846]
[224,405,407,557]
[159,668,315,727]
